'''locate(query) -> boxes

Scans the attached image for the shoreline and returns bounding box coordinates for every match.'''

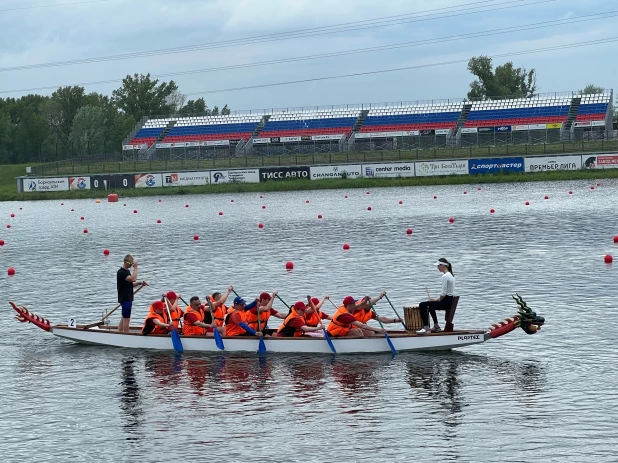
[2,168,617,201]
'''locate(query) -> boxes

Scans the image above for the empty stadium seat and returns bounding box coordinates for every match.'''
[575,94,611,121]
[260,109,357,139]
[359,102,463,133]
[464,96,571,127]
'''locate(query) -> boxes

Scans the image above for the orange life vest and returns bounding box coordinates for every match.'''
[225,310,249,337]
[327,306,353,337]
[183,306,206,337]
[169,306,184,331]
[142,306,169,335]
[276,311,305,337]
[305,310,325,327]
[354,308,374,324]
[209,295,228,327]
[245,306,271,331]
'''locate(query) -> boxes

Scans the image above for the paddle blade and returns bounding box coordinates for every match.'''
[384,332,397,356]
[258,337,267,355]
[213,327,225,351]
[323,328,337,353]
[170,327,184,353]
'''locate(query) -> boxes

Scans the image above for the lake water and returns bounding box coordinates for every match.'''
[0,179,616,462]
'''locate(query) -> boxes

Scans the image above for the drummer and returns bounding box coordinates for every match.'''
[416,258,456,335]
[353,291,402,336]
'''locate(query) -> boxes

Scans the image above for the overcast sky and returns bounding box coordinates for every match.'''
[0,0,615,112]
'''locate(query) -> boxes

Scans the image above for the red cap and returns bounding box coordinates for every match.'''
[294,301,307,310]
[259,292,271,300]
[311,297,320,305]
[152,300,165,310]
[166,291,177,300]
[342,296,357,306]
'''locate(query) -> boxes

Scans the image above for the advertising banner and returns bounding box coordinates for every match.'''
[415,160,469,177]
[134,173,163,188]
[546,122,562,129]
[494,125,511,132]
[311,134,344,141]
[281,136,301,143]
[23,177,69,192]
[253,138,270,144]
[574,121,591,127]
[163,172,210,187]
[583,155,618,169]
[363,162,415,178]
[210,169,260,184]
[259,167,310,181]
[478,127,494,134]
[528,124,547,130]
[355,132,379,139]
[591,121,606,127]
[420,129,435,136]
[69,176,91,190]
[469,157,524,174]
[122,145,134,151]
[310,165,362,180]
[435,129,451,135]
[512,125,529,131]
[156,143,173,148]
[199,140,230,146]
[386,131,404,137]
[460,127,478,134]
[525,155,582,172]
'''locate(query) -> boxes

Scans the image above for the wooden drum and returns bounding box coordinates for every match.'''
[403,305,423,331]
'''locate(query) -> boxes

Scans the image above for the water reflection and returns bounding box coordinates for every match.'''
[119,357,143,440]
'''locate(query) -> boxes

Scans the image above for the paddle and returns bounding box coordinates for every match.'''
[204,296,225,351]
[384,294,406,329]
[368,299,397,356]
[231,289,266,354]
[164,297,184,353]
[305,295,337,354]
[84,282,148,329]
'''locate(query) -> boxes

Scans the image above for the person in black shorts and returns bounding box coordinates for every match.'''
[117,254,146,333]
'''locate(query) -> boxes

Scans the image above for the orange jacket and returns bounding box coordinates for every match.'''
[142,306,169,335]
[305,310,328,327]
[245,306,271,331]
[276,311,305,337]
[209,295,229,327]
[225,310,249,337]
[169,306,184,331]
[353,308,375,324]
[183,306,206,337]
[327,306,353,337]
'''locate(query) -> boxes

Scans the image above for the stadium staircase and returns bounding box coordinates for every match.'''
[449,103,472,146]
[564,96,582,131]
[140,120,176,160]
[252,115,270,138]
[346,109,369,147]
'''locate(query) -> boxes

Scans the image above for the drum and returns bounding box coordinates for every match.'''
[403,305,423,331]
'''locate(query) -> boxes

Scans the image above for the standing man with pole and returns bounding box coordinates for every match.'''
[117,254,145,333]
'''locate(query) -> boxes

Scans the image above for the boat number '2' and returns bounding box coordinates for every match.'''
[457,335,480,340]
[68,318,77,328]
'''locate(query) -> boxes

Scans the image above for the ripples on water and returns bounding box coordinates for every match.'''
[0,179,616,462]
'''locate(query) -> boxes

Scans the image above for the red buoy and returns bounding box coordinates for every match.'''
[158,199,162,203]
[463,191,467,195]
[490,209,495,213]
[597,183,601,186]
[477,187,482,191]
[258,223,264,229]
[449,217,455,223]
[103,249,110,256]
[123,204,127,206]
[591,186,595,190]
[193,235,199,241]
[305,200,310,203]
[185,204,189,208]
[218,211,223,216]
[133,210,137,214]
[83,229,88,234]
[19,207,22,210]
[157,219,161,224]
[260,195,264,198]
[60,203,64,206]
[604,254,613,264]
[107,193,118,203]
[6,225,10,229]
[80,216,85,220]
[366,191,370,195]
[285,261,294,270]
[262,205,266,209]
[0,239,4,246]
[406,228,413,235]
[231,199,234,203]
[344,196,348,199]
[7,267,15,276]
[367,206,372,211]
[525,201,530,206]
[399,201,403,205]
[70,209,74,212]
[569,191,573,195]
[343,243,350,250]
[318,214,323,219]
[614,236,618,243]
[433,196,437,199]
[544,196,549,200]
[10,213,14,218]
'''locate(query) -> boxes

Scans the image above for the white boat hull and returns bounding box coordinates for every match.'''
[51,326,489,354]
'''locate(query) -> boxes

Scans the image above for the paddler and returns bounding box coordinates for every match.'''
[245,291,285,333]
[276,301,324,337]
[206,285,234,328]
[142,300,174,335]
[327,296,387,338]
[224,296,263,338]
[305,296,332,327]
[353,291,403,336]
[183,296,218,336]
[164,291,185,332]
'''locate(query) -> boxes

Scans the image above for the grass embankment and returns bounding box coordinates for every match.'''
[2,165,618,201]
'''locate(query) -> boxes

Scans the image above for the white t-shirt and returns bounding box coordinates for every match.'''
[440,272,455,297]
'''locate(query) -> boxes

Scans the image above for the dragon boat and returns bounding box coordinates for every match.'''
[9,295,544,355]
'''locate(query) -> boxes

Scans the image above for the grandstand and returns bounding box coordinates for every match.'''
[122,90,613,159]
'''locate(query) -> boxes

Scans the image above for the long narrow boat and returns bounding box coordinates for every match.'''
[9,296,545,354]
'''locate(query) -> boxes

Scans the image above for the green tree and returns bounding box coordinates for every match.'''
[69,105,105,155]
[40,86,86,155]
[112,73,178,121]
[221,104,231,115]
[0,110,10,163]
[211,105,219,116]
[179,98,209,115]
[467,56,536,100]
[580,84,604,94]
